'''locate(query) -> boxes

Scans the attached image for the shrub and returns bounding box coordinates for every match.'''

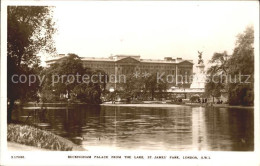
[190,96,200,103]
[7,124,73,151]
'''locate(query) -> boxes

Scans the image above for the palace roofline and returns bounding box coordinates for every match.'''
[46,54,193,64]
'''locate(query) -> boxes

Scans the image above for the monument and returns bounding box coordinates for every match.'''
[190,51,206,90]
[167,51,205,95]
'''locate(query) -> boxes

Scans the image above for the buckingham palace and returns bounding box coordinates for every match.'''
[46,54,194,90]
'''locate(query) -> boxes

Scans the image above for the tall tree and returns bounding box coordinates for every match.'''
[144,73,168,100]
[205,26,254,106]
[205,51,228,102]
[205,65,224,103]
[7,6,57,122]
[228,26,254,105]
[41,53,104,104]
[120,73,146,101]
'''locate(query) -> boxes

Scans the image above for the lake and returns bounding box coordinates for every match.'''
[12,104,254,151]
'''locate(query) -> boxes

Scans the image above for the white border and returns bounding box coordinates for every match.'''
[1,1,259,166]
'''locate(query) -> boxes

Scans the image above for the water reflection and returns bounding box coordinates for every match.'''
[12,104,254,151]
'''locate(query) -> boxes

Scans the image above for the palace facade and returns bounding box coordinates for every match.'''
[46,54,194,90]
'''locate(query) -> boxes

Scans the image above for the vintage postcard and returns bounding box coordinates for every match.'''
[0,0,259,166]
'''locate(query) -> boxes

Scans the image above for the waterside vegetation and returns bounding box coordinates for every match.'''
[8,124,85,151]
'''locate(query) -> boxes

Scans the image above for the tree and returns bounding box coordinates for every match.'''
[41,53,104,104]
[120,73,145,101]
[205,52,228,102]
[204,71,222,103]
[209,51,229,75]
[53,53,85,97]
[190,95,200,103]
[144,73,168,100]
[72,83,102,104]
[228,26,254,105]
[7,6,57,122]
[117,72,168,101]
[92,69,109,92]
[206,26,254,106]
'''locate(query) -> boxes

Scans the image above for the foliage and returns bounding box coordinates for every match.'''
[8,124,73,151]
[7,56,43,103]
[144,73,168,100]
[8,6,56,65]
[41,53,104,104]
[119,72,168,101]
[190,95,200,103]
[120,73,145,100]
[227,26,254,106]
[206,26,254,105]
[7,6,57,121]
[40,90,62,103]
[205,65,224,102]
[41,54,85,97]
[93,69,109,91]
[72,83,102,104]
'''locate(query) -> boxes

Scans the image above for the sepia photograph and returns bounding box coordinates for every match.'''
[0,0,259,166]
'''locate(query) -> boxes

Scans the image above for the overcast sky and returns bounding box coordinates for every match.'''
[45,1,258,67]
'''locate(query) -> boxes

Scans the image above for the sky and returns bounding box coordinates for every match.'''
[44,1,258,68]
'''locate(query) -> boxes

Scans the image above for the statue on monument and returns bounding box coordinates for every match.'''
[198,51,204,64]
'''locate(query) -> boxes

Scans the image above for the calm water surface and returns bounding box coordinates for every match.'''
[13,104,254,151]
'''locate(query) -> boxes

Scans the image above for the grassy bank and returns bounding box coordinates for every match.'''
[184,103,254,109]
[102,103,253,109]
[7,124,85,151]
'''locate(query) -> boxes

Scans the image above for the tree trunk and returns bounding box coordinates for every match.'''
[7,99,15,123]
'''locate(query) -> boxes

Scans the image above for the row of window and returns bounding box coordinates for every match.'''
[83,63,191,73]
[82,66,192,75]
[83,63,179,69]
[138,65,175,69]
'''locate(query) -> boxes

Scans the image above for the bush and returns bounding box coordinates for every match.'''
[190,96,199,103]
[40,90,63,103]
[7,124,73,151]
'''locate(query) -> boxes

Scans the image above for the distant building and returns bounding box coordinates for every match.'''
[46,54,194,91]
